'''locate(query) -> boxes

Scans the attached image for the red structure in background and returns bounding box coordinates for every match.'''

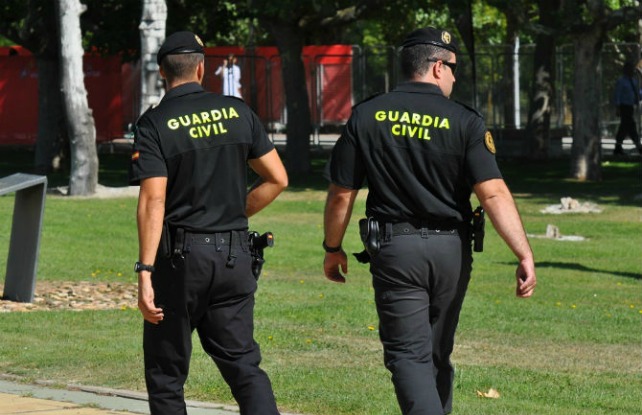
[0,46,123,145]
[0,45,353,145]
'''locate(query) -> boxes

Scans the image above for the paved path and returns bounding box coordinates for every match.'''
[0,378,240,415]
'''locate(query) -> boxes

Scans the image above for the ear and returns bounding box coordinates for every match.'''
[196,60,205,82]
[431,60,443,79]
[159,65,166,79]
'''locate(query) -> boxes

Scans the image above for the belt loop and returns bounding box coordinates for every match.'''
[226,231,237,268]
[421,227,428,238]
[183,233,192,254]
[385,222,393,242]
[173,228,185,257]
[215,233,222,252]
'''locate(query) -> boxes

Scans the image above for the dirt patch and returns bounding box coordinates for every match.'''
[0,281,138,312]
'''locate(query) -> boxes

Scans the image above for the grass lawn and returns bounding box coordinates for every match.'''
[0,150,641,414]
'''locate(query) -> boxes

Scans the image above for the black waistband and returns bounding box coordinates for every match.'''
[378,220,468,237]
[391,222,458,235]
[187,230,247,246]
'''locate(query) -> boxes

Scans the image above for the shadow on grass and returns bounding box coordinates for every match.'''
[499,158,642,208]
[535,261,642,280]
[0,147,131,188]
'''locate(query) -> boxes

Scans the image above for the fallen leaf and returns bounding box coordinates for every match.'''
[476,388,500,399]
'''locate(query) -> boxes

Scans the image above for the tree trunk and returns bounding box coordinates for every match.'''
[570,30,604,181]
[264,22,311,174]
[34,56,67,174]
[58,0,98,195]
[502,19,519,129]
[525,0,558,159]
[19,0,68,174]
[139,0,167,115]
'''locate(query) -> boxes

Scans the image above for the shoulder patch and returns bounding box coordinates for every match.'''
[484,131,496,154]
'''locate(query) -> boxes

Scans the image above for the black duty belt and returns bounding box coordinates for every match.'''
[381,221,467,238]
[184,230,248,268]
[188,231,247,247]
[390,222,459,235]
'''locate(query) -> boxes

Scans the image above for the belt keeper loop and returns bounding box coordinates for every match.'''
[183,233,192,254]
[173,228,185,257]
[385,223,393,242]
[226,231,237,268]
[421,227,428,238]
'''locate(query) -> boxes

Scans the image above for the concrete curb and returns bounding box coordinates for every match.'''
[0,375,240,414]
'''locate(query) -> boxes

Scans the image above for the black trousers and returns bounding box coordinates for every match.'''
[615,105,642,152]
[370,229,472,415]
[144,230,279,415]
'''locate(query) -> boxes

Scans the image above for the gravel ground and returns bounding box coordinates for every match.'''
[0,281,138,312]
[1,184,140,313]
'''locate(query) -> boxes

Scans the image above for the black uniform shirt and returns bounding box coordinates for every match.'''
[129,82,274,232]
[329,82,501,223]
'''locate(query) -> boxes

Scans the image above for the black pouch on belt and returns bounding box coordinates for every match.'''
[171,228,186,270]
[472,206,485,252]
[358,217,381,258]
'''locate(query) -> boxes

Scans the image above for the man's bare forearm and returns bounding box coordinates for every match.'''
[323,184,358,247]
[474,179,533,262]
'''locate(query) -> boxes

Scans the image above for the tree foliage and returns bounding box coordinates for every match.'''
[3,1,642,181]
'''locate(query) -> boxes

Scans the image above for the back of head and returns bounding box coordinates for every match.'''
[157,31,205,82]
[162,54,204,81]
[399,27,458,80]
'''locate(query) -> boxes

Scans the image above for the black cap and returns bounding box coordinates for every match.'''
[157,31,205,65]
[400,27,458,53]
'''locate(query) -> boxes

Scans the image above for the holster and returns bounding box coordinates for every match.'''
[472,206,485,252]
[159,223,187,269]
[249,231,274,279]
[355,217,381,263]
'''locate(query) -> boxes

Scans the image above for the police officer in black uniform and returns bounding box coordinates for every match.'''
[130,31,288,415]
[323,27,536,415]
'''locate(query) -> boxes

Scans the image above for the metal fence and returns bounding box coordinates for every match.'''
[4,42,636,146]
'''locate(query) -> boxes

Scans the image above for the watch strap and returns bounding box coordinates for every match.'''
[322,240,342,253]
[134,261,155,273]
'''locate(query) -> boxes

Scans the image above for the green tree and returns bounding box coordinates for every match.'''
[524,0,561,160]
[0,1,66,174]
[560,0,642,180]
[58,0,99,195]
[246,0,388,174]
[0,0,141,176]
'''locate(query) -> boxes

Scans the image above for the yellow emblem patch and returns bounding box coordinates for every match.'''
[484,131,496,154]
[441,31,451,45]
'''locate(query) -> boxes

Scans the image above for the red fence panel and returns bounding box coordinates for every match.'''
[0,45,353,145]
[0,47,123,145]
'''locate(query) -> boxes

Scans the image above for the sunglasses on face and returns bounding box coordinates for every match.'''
[428,59,457,75]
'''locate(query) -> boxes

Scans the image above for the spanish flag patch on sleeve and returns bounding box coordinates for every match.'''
[131,151,140,161]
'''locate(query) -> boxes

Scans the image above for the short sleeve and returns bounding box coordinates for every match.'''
[128,115,167,185]
[248,111,274,160]
[328,115,366,189]
[465,116,502,185]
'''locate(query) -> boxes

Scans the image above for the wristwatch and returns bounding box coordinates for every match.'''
[134,261,155,273]
[322,240,342,253]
